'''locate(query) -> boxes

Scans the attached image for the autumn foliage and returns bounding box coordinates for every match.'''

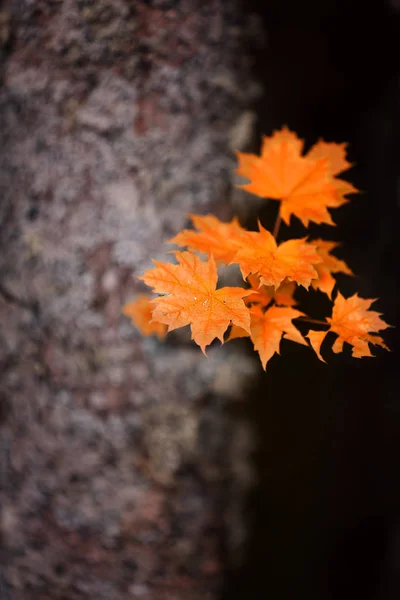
[123,128,390,370]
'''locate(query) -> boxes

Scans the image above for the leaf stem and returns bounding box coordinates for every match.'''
[272,211,282,239]
[295,316,330,327]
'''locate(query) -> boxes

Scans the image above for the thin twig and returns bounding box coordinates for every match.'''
[294,316,329,327]
[272,211,282,239]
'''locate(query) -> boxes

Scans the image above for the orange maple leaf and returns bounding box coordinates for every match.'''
[169,214,251,264]
[122,295,167,340]
[308,292,390,361]
[311,239,353,298]
[306,140,352,176]
[245,274,297,307]
[236,127,357,227]
[233,222,321,289]
[140,251,251,353]
[306,139,358,199]
[229,305,307,370]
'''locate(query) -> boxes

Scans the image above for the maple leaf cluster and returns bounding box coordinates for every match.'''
[123,128,390,370]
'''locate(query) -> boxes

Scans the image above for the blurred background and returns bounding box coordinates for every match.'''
[0,1,399,599]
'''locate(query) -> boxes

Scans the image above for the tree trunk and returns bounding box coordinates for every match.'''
[0,2,260,598]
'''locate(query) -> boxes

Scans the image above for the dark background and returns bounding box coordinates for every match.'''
[223,0,400,598]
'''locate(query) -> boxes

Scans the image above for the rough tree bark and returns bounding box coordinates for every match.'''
[0,1,262,599]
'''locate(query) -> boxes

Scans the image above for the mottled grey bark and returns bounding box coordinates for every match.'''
[0,1,261,599]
